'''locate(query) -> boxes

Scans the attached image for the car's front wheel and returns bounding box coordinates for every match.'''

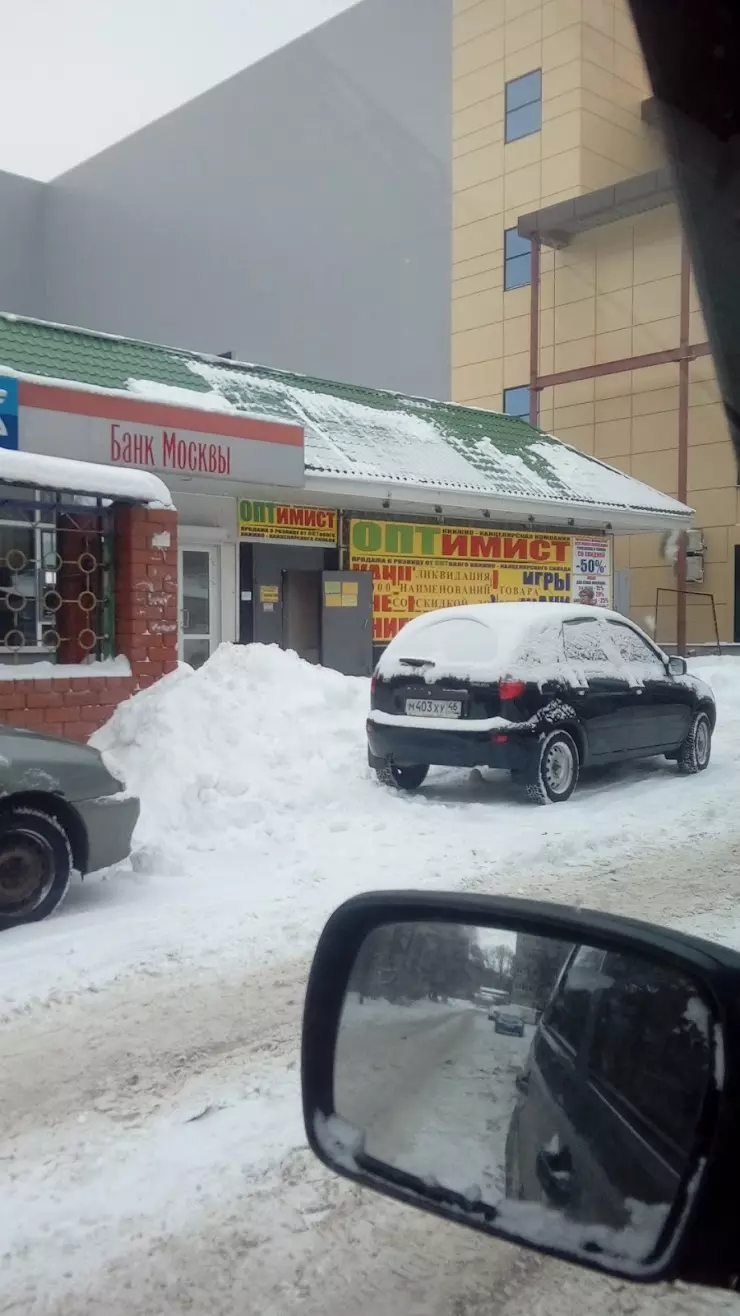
[524,730,579,805]
[0,807,73,929]
[375,761,429,792]
[677,709,713,775]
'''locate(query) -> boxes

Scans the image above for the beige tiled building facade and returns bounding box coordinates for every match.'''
[452,0,738,646]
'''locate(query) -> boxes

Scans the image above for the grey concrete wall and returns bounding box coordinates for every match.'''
[44,0,452,398]
[0,170,46,317]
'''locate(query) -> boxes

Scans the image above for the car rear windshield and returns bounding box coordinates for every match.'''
[381,612,562,678]
[387,617,496,663]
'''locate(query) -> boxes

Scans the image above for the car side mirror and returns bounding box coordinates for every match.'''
[302,893,740,1292]
[668,655,688,676]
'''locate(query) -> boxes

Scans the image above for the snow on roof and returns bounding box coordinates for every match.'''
[187,359,689,523]
[0,314,690,526]
[0,447,173,508]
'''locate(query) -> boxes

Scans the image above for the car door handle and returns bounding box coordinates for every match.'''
[536,1144,575,1206]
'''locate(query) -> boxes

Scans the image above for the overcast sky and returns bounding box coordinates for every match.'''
[1,0,360,180]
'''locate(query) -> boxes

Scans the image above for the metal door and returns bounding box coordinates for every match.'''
[179,545,220,669]
[321,571,373,676]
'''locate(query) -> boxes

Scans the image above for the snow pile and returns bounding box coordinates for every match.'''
[91,642,370,875]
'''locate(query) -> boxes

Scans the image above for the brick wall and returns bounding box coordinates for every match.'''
[0,504,179,742]
[0,672,136,741]
[114,505,179,691]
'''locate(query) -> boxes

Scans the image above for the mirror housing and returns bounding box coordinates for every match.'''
[668,655,688,676]
[302,892,740,1292]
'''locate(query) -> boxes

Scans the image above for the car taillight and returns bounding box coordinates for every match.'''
[499,679,525,701]
[370,668,378,698]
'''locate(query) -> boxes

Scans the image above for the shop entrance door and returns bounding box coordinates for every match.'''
[321,571,373,675]
[179,545,220,668]
[282,569,322,663]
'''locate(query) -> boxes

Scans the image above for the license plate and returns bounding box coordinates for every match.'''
[405,698,462,719]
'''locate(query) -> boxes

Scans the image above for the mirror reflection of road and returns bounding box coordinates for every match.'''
[335,995,531,1202]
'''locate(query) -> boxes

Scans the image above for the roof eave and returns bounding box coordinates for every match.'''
[303,473,692,534]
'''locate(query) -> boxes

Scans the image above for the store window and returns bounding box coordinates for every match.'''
[505,69,542,143]
[0,489,114,665]
[503,385,531,420]
[504,228,532,290]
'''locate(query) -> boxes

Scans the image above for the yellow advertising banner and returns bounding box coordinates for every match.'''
[348,519,611,644]
[239,499,338,545]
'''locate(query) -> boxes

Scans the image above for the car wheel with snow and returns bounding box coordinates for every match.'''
[0,807,73,929]
[524,731,579,806]
[677,710,712,775]
[375,761,429,792]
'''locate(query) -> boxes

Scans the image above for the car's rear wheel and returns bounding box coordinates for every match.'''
[375,761,429,792]
[525,731,579,805]
[677,710,712,775]
[0,807,72,929]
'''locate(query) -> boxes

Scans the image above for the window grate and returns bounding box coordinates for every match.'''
[0,492,115,664]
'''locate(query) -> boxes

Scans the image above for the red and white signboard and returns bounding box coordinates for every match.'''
[17,382,304,489]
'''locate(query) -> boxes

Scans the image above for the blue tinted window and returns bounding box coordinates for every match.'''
[503,386,531,420]
[505,70,542,143]
[505,227,532,289]
[505,228,531,259]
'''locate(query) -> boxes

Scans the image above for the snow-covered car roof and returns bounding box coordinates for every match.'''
[377,603,654,684]
[389,601,625,633]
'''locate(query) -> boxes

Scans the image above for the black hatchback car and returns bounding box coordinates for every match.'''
[504,944,712,1233]
[367,603,716,804]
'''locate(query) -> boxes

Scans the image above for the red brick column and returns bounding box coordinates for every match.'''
[114,506,179,690]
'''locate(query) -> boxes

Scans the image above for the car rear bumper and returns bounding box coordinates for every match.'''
[75,793,140,874]
[367,718,532,772]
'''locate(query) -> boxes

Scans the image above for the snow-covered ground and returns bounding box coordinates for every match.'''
[2,644,740,1315]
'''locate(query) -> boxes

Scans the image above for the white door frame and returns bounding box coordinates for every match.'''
[177,525,237,650]
[178,543,221,663]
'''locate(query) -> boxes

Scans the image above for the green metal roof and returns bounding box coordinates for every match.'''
[0,314,689,522]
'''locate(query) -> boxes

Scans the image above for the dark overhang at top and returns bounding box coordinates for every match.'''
[517,164,674,249]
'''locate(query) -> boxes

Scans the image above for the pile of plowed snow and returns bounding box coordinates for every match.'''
[92,643,371,874]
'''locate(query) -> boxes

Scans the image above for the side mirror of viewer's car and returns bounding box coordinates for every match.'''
[302,893,740,1292]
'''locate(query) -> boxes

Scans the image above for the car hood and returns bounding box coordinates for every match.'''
[0,726,125,802]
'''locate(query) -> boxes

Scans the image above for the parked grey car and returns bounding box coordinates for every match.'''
[0,726,139,929]
[494,1009,526,1038]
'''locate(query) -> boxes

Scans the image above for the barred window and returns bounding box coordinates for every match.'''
[0,489,115,664]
